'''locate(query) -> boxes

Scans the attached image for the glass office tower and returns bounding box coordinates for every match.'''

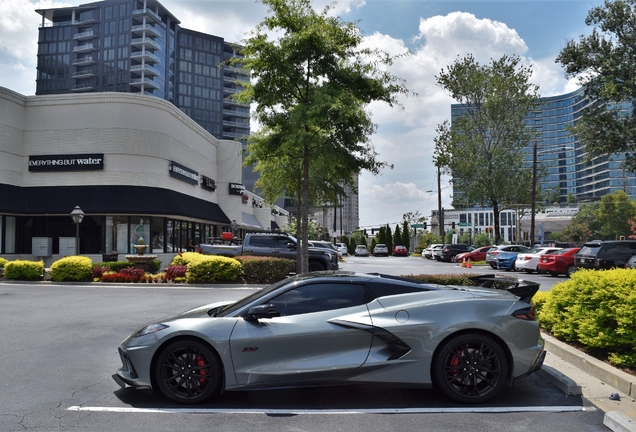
[450,87,636,206]
[35,0,249,144]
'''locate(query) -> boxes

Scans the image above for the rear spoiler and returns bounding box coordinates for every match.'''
[468,274,540,303]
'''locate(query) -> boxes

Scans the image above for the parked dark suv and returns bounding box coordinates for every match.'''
[575,240,636,270]
[439,244,474,262]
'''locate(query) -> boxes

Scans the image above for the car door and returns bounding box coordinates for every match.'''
[229,282,373,386]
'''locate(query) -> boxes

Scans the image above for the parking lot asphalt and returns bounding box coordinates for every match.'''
[2,268,636,431]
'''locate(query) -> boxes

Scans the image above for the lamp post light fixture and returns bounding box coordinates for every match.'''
[70,205,85,255]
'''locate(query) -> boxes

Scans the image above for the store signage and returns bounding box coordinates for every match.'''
[201,175,216,192]
[169,161,198,185]
[229,183,246,196]
[28,153,104,172]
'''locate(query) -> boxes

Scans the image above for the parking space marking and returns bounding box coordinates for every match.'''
[67,406,593,415]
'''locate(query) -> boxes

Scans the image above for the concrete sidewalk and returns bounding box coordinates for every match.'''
[540,334,636,432]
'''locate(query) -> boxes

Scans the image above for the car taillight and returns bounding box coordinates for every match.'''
[524,256,532,260]
[491,251,499,255]
[512,305,536,321]
[443,247,450,252]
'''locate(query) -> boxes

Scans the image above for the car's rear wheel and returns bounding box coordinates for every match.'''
[155,339,222,404]
[566,265,576,278]
[308,261,326,272]
[434,333,508,404]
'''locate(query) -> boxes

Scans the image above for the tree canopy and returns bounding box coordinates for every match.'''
[434,54,541,244]
[556,0,636,172]
[233,0,410,272]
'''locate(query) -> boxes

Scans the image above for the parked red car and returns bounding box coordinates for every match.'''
[393,245,409,256]
[537,247,580,277]
[454,246,494,263]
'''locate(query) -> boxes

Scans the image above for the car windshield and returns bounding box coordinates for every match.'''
[552,248,569,255]
[214,277,299,317]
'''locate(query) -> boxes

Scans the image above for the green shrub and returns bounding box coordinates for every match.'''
[170,252,205,266]
[538,269,636,367]
[235,256,295,283]
[399,273,480,286]
[186,256,242,283]
[146,259,161,273]
[50,256,93,282]
[4,260,44,280]
[531,291,549,317]
[0,257,8,269]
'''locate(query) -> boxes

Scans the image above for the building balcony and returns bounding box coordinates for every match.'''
[131,37,161,51]
[223,109,250,118]
[132,8,162,23]
[73,43,95,53]
[72,68,94,79]
[71,82,94,92]
[223,75,249,84]
[131,24,160,38]
[72,56,95,66]
[223,120,249,128]
[130,77,160,90]
[223,87,240,95]
[73,30,95,40]
[223,131,249,139]
[222,98,249,108]
[130,64,161,76]
[130,50,161,63]
[74,17,97,25]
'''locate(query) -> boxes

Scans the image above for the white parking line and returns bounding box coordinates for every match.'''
[67,406,593,415]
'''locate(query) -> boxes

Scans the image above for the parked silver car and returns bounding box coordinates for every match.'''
[114,272,545,405]
[373,243,389,256]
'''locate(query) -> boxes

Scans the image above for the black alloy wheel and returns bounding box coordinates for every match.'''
[155,340,222,404]
[308,261,326,272]
[566,265,576,278]
[433,333,508,404]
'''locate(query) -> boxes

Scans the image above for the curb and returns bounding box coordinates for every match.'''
[605,412,636,432]
[543,334,636,397]
[537,363,582,395]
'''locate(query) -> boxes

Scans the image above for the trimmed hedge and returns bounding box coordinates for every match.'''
[4,260,44,280]
[538,269,636,368]
[170,252,205,267]
[186,256,243,283]
[50,256,93,282]
[0,257,8,269]
[399,273,481,286]
[94,259,161,273]
[235,256,295,283]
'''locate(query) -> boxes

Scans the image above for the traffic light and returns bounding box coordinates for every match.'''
[451,222,455,229]
[371,228,375,234]
[423,222,427,230]
[364,229,367,236]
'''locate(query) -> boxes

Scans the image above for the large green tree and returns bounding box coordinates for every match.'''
[557,0,636,172]
[435,54,541,244]
[594,190,636,238]
[233,0,410,273]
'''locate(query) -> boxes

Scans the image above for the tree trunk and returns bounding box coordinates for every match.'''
[299,142,310,274]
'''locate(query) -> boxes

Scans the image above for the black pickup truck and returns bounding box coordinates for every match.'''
[198,233,339,272]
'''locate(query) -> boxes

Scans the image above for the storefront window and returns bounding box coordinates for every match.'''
[5,216,16,254]
[106,216,128,254]
[151,217,164,252]
[131,217,149,253]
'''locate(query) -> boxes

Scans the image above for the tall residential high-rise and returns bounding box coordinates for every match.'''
[450,87,636,207]
[35,0,249,145]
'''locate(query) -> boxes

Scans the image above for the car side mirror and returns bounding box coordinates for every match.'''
[245,304,281,321]
[287,242,296,249]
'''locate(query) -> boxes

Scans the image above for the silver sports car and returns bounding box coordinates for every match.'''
[113,272,545,404]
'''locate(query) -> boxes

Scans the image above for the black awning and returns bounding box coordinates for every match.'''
[0,183,231,224]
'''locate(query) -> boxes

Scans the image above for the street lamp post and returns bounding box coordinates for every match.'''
[437,165,444,239]
[530,141,538,247]
[70,205,85,255]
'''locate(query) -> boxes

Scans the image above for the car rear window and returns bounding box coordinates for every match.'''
[578,245,601,256]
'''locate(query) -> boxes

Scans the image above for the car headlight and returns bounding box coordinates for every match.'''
[131,323,169,338]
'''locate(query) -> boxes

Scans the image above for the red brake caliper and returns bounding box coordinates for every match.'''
[449,349,462,376]
[197,355,208,385]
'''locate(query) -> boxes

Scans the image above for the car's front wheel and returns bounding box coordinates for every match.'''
[155,339,222,404]
[433,333,508,404]
[566,265,576,278]
[308,261,326,272]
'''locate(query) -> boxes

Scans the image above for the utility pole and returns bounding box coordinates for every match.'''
[438,165,444,239]
[530,141,537,246]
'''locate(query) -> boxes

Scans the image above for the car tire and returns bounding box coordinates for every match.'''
[489,263,496,269]
[524,269,533,274]
[566,265,576,278]
[433,333,508,404]
[155,339,222,404]
[449,255,457,263]
[308,261,326,272]
[549,272,558,277]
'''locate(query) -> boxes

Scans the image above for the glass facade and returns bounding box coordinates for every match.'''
[451,87,636,205]
[35,0,248,144]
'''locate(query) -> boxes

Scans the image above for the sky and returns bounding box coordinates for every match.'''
[0,0,603,229]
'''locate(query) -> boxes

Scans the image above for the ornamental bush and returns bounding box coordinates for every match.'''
[538,269,636,368]
[50,256,93,282]
[4,260,44,280]
[186,256,242,283]
[164,265,187,280]
[235,256,295,283]
[170,252,205,266]
[400,273,480,286]
[0,257,8,268]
